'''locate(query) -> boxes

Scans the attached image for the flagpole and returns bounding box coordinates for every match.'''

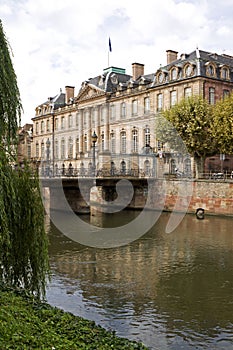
[108,37,112,67]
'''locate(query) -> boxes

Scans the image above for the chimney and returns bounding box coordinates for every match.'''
[166,50,178,64]
[65,86,75,104]
[132,63,144,81]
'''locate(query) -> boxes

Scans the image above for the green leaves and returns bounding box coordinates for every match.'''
[157,96,215,158]
[0,20,49,298]
[212,93,233,154]
[0,20,22,146]
[0,288,148,349]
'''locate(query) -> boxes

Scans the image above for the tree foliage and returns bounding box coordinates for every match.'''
[211,92,233,154]
[0,20,49,298]
[157,96,216,158]
[155,96,217,176]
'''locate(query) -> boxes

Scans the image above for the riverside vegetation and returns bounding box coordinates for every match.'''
[0,284,148,350]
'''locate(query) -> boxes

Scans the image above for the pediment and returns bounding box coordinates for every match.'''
[76,84,106,102]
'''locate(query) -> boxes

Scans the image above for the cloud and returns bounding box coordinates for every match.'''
[0,0,232,124]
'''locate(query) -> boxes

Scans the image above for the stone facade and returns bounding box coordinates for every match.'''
[31,48,233,177]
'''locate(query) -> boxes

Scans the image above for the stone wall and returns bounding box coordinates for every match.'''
[90,179,233,217]
[161,180,233,216]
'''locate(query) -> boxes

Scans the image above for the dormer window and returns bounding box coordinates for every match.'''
[205,63,216,77]
[208,64,214,76]
[171,68,177,80]
[221,67,229,80]
[185,64,192,77]
[158,72,164,84]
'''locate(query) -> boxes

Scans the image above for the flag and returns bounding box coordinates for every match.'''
[109,37,112,52]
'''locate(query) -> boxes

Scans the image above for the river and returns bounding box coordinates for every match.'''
[46,211,233,349]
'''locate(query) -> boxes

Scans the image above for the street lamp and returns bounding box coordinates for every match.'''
[91,131,98,176]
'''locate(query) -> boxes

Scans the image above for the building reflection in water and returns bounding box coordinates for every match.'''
[46,211,233,350]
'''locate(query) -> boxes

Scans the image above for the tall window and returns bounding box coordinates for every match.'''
[84,135,87,152]
[101,132,105,151]
[110,104,115,121]
[209,87,215,105]
[132,99,138,115]
[46,119,50,132]
[132,129,138,153]
[36,122,39,134]
[68,114,73,128]
[120,131,126,154]
[41,141,45,159]
[36,142,39,157]
[61,138,65,159]
[101,106,106,123]
[121,102,126,118]
[221,67,228,80]
[144,97,150,114]
[184,87,192,99]
[54,118,58,130]
[61,116,65,129]
[41,121,44,133]
[110,132,116,154]
[157,93,163,111]
[144,127,150,146]
[223,89,230,99]
[170,90,177,107]
[68,137,73,158]
[171,68,177,80]
[76,113,79,127]
[76,137,79,156]
[54,139,58,159]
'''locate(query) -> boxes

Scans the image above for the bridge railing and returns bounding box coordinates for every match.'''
[39,166,156,179]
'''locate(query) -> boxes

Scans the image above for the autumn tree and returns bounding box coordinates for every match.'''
[156,96,217,178]
[211,92,233,155]
[0,20,49,298]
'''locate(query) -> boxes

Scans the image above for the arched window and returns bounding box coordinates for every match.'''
[221,67,229,80]
[171,68,177,80]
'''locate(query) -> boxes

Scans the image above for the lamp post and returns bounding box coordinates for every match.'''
[91,131,98,176]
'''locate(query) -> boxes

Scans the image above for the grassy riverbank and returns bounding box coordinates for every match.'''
[0,285,148,350]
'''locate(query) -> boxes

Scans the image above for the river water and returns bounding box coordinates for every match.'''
[46,211,233,349]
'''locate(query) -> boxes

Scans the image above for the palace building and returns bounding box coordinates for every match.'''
[31,48,233,177]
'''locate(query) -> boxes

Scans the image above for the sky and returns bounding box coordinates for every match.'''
[1,0,233,125]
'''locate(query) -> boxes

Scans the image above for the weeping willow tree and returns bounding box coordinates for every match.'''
[0,20,50,298]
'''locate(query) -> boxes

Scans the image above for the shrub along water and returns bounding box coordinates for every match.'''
[0,285,148,349]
